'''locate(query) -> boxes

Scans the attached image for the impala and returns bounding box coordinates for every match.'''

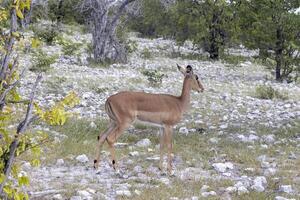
[94,64,204,173]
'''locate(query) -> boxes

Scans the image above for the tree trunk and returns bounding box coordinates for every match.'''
[82,0,135,63]
[208,13,219,60]
[275,26,284,81]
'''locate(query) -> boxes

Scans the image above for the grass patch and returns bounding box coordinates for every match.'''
[254,84,288,100]
[44,118,108,163]
[221,54,248,67]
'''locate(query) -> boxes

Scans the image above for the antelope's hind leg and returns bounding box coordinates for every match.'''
[94,122,115,169]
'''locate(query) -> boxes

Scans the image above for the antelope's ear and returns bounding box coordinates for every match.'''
[177,64,185,75]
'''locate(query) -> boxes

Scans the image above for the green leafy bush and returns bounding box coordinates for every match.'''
[33,25,59,45]
[141,48,152,59]
[255,85,288,100]
[62,41,81,56]
[30,50,57,72]
[142,69,165,87]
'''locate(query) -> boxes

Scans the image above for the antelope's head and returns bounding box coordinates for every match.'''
[177,64,204,93]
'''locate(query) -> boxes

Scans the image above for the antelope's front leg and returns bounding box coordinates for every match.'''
[165,125,173,173]
[159,127,165,171]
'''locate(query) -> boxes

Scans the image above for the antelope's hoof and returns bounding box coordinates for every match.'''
[93,159,99,169]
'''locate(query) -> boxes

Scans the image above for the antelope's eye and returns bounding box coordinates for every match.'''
[195,75,199,80]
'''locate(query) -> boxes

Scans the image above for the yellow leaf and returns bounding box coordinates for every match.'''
[16,9,24,19]
[31,38,41,48]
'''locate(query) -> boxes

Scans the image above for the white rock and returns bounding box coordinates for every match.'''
[200,185,210,192]
[56,159,64,166]
[209,137,218,144]
[70,196,82,200]
[191,196,199,200]
[264,168,277,176]
[263,134,275,144]
[52,194,63,200]
[129,151,139,156]
[248,134,259,141]
[89,121,97,128]
[279,185,293,194]
[134,190,141,195]
[253,176,267,186]
[251,183,265,192]
[179,127,189,135]
[160,177,170,185]
[136,138,151,147]
[201,191,216,197]
[212,162,234,173]
[116,190,132,197]
[220,124,228,129]
[226,186,237,193]
[77,190,91,198]
[237,186,248,195]
[22,162,31,170]
[76,154,89,163]
[275,196,295,200]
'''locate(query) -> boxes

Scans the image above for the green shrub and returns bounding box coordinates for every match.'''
[141,48,152,59]
[62,41,81,56]
[142,69,165,87]
[30,50,57,72]
[255,85,288,100]
[33,25,59,45]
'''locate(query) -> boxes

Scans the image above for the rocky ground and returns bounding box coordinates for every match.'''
[17,25,300,200]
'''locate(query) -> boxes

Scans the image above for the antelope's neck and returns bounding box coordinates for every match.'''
[179,77,192,112]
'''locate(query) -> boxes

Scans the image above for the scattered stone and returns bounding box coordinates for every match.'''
[52,194,63,200]
[191,196,199,200]
[251,176,267,192]
[77,190,91,198]
[114,142,128,147]
[264,168,277,176]
[212,162,234,173]
[129,151,139,156]
[226,186,237,193]
[56,159,64,166]
[116,190,132,197]
[89,121,97,128]
[179,127,189,135]
[275,196,295,200]
[237,186,248,195]
[279,185,293,194]
[22,162,31,170]
[160,177,170,185]
[288,152,297,160]
[134,190,141,196]
[75,154,89,163]
[220,124,228,129]
[133,165,143,173]
[146,156,160,161]
[209,137,218,144]
[201,191,216,197]
[70,196,82,200]
[136,138,151,147]
[263,134,275,144]
[200,185,210,192]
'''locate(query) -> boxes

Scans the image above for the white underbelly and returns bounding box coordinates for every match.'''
[134,119,164,128]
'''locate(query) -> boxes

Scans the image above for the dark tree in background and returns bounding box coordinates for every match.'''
[237,0,300,81]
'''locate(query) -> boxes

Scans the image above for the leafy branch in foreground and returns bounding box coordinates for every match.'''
[0,1,80,199]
